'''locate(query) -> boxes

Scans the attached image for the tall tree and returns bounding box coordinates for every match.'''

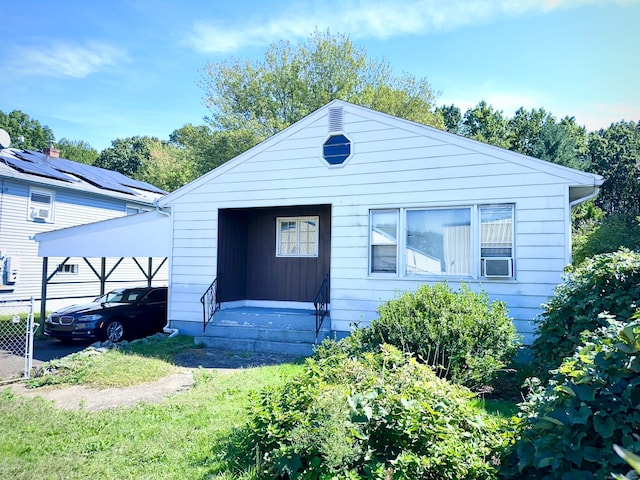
[138,141,197,192]
[587,120,640,217]
[436,104,462,134]
[94,136,155,177]
[200,29,443,147]
[508,107,552,157]
[0,110,55,150]
[461,101,510,148]
[57,138,99,165]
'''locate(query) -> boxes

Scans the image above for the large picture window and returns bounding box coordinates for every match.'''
[369,204,515,278]
[406,208,471,275]
[276,217,319,257]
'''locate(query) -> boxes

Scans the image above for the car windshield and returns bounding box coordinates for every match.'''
[97,289,145,304]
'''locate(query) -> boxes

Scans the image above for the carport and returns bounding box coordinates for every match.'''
[33,209,171,322]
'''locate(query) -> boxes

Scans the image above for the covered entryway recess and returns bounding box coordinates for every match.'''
[217,205,331,305]
[198,205,332,356]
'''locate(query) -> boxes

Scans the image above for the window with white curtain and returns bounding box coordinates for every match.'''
[369,204,515,279]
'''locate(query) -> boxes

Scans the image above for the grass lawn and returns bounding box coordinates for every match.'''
[0,336,518,479]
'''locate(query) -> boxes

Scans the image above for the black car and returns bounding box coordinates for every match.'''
[44,286,168,343]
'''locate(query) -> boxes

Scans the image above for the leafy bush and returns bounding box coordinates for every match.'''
[531,248,640,378]
[245,345,513,479]
[572,213,640,266]
[320,282,520,389]
[502,316,640,479]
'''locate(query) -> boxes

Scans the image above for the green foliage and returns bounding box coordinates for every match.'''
[94,135,155,177]
[200,29,443,143]
[245,345,513,479]
[57,138,99,165]
[588,120,640,217]
[436,103,462,134]
[326,283,520,389]
[531,248,640,378]
[503,317,640,479]
[572,213,640,266]
[0,109,55,150]
[461,100,510,148]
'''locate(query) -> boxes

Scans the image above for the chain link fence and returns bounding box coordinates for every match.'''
[0,298,37,384]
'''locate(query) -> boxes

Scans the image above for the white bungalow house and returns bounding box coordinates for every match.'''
[34,100,603,354]
[150,99,602,352]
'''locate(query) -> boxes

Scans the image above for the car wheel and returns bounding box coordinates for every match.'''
[105,320,125,342]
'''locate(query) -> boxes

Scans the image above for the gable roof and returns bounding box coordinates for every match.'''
[0,147,166,204]
[158,99,603,206]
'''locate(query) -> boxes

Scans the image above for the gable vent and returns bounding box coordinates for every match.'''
[328,107,344,133]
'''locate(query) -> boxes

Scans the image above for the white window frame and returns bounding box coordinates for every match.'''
[28,188,54,223]
[368,204,515,280]
[369,209,400,275]
[276,216,319,257]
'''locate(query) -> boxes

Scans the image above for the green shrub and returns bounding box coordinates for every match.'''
[572,213,640,267]
[531,248,640,378]
[322,282,520,389]
[502,315,640,479]
[245,345,513,479]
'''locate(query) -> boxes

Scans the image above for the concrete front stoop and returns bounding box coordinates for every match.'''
[195,307,331,357]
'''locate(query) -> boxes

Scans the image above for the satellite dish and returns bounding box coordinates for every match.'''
[0,128,10,149]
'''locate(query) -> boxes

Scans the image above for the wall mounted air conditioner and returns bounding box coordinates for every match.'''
[30,206,50,221]
[482,257,513,278]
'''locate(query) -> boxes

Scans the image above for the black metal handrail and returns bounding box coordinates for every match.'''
[200,277,220,332]
[313,274,329,342]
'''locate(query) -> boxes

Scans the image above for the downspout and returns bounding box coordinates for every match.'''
[155,204,178,337]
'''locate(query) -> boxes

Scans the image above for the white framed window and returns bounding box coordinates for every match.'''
[369,204,515,279]
[276,216,319,257]
[480,205,514,278]
[370,210,399,274]
[57,263,79,274]
[28,188,54,223]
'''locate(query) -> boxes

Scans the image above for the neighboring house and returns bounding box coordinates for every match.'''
[0,143,168,312]
[154,100,602,346]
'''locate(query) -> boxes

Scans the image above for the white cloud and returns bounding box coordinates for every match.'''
[11,41,127,78]
[186,0,622,53]
[570,101,640,130]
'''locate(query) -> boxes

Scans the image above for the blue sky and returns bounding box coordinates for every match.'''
[2,0,639,151]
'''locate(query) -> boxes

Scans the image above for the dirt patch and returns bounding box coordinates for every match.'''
[6,348,304,412]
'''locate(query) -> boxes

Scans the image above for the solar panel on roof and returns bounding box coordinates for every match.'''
[2,148,165,197]
[0,155,77,182]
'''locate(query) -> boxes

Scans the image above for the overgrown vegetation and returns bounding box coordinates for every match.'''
[244,345,514,479]
[572,211,640,266]
[531,248,640,378]
[503,316,640,479]
[317,282,520,389]
[0,336,304,480]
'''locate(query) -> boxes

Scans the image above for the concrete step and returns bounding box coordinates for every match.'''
[196,306,331,356]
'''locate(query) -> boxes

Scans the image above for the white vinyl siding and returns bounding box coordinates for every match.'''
[165,102,600,344]
[0,178,166,309]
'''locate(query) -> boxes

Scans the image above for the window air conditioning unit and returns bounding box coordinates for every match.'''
[30,207,50,221]
[482,257,513,278]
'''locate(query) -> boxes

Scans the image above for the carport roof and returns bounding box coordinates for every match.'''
[33,209,170,258]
